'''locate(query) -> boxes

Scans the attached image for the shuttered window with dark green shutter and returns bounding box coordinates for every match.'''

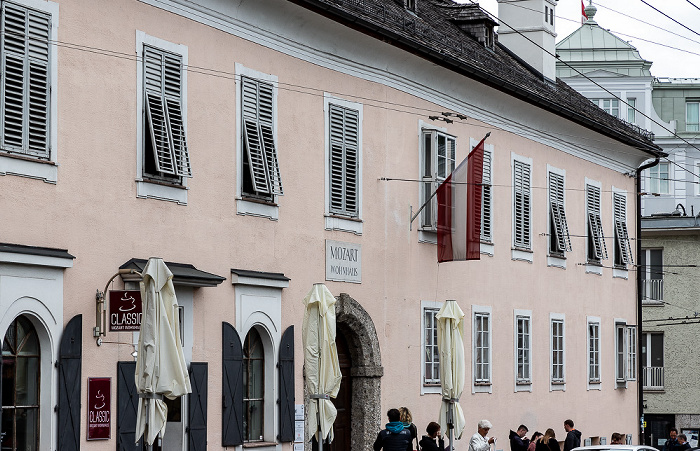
[222,322,244,446]
[329,104,359,217]
[0,1,51,158]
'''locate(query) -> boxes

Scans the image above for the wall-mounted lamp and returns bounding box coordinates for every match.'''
[94,268,141,345]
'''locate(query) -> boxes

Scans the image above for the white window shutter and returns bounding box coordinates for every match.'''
[586,185,608,260]
[614,193,633,265]
[549,172,572,252]
[329,104,359,217]
[145,91,175,174]
[513,160,531,249]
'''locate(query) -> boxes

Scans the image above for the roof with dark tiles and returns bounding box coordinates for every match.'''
[287,0,661,155]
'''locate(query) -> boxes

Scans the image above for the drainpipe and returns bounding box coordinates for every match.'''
[636,156,660,445]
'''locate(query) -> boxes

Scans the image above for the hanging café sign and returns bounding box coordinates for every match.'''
[109,290,142,331]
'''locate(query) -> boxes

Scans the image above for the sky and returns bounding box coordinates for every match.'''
[460,0,700,78]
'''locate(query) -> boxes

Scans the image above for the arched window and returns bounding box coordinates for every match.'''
[2,315,40,451]
[243,328,264,442]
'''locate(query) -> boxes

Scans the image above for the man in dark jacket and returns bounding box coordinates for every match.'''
[665,428,679,451]
[374,408,413,451]
[510,425,530,451]
[677,434,691,451]
[563,419,581,451]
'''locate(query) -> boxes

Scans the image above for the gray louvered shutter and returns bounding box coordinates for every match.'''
[329,104,359,217]
[259,82,283,195]
[586,185,608,260]
[548,172,572,252]
[614,192,633,264]
[278,326,295,442]
[143,46,191,177]
[513,160,531,249]
[481,149,492,242]
[117,361,142,451]
[222,322,244,446]
[188,362,208,451]
[57,315,82,451]
[1,2,50,157]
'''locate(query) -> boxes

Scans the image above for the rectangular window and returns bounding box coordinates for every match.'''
[241,76,283,200]
[586,184,607,263]
[544,6,548,23]
[642,332,664,390]
[0,1,51,159]
[627,98,636,124]
[640,249,664,304]
[616,323,627,382]
[613,192,633,268]
[516,315,531,383]
[421,130,455,230]
[481,148,493,242]
[474,312,491,384]
[549,171,571,255]
[687,101,699,132]
[627,326,637,381]
[513,159,532,250]
[329,104,359,217]
[423,307,440,385]
[550,7,554,25]
[648,162,669,195]
[143,45,192,182]
[592,98,620,118]
[588,321,600,383]
[551,317,564,383]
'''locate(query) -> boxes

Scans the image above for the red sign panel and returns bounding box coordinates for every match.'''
[109,290,142,331]
[87,377,111,440]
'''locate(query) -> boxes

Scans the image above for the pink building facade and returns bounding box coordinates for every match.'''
[0,0,659,450]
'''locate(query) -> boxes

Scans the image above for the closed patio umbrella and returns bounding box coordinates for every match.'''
[302,283,342,450]
[135,257,191,446]
[437,299,466,450]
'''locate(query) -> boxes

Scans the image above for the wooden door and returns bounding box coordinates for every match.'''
[329,331,352,451]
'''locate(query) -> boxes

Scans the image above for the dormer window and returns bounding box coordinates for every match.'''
[405,0,416,12]
[485,27,494,50]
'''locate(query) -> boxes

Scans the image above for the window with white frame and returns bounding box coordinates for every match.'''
[687,101,699,132]
[421,130,455,230]
[142,45,192,184]
[627,326,637,381]
[474,310,491,385]
[640,248,664,304]
[513,159,532,250]
[615,323,627,383]
[0,1,52,160]
[329,104,359,218]
[241,76,283,201]
[243,327,265,442]
[588,321,600,383]
[586,184,607,263]
[592,98,620,118]
[551,316,565,384]
[481,148,493,242]
[648,162,670,195]
[515,314,531,384]
[423,307,440,385]
[548,170,571,256]
[613,192,633,268]
[627,98,636,124]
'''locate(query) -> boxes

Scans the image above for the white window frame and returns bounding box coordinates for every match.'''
[472,138,495,256]
[592,98,620,118]
[627,325,637,381]
[641,248,664,305]
[325,93,363,234]
[513,309,532,392]
[235,64,280,220]
[585,178,605,274]
[587,316,601,389]
[135,31,189,205]
[648,162,670,195]
[612,187,632,277]
[421,300,442,394]
[687,101,699,132]
[627,98,636,124]
[0,0,58,184]
[419,123,456,233]
[550,312,565,391]
[547,165,571,268]
[511,153,533,262]
[615,319,628,388]
[472,305,492,393]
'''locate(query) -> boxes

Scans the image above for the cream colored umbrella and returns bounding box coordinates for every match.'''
[302,283,342,450]
[135,258,191,446]
[437,299,466,450]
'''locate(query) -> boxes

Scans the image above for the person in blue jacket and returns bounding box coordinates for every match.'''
[374,408,413,451]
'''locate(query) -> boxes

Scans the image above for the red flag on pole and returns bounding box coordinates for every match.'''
[437,136,486,262]
[582,0,588,23]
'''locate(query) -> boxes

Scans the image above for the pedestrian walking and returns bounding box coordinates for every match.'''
[665,428,679,451]
[563,420,581,451]
[468,420,496,451]
[510,425,530,451]
[400,407,419,450]
[373,408,413,451]
[677,434,691,451]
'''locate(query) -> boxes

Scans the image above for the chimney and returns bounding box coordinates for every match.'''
[497,0,557,81]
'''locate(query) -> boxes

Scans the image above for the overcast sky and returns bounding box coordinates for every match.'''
[464,0,700,78]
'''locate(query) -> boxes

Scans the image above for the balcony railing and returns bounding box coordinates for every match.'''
[642,279,664,304]
[643,366,664,390]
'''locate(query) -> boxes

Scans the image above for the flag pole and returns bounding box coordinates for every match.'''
[409,132,491,229]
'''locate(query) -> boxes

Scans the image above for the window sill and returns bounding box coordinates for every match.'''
[480,242,494,256]
[612,267,629,279]
[418,230,437,244]
[137,179,188,205]
[237,198,279,220]
[325,214,362,235]
[421,383,441,395]
[642,300,665,306]
[515,381,532,392]
[547,255,566,269]
[473,382,492,394]
[0,152,57,183]
[587,381,602,391]
[585,263,603,275]
[243,442,278,448]
[550,381,566,391]
[512,248,533,263]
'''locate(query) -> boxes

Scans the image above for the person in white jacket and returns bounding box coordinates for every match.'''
[469,420,496,451]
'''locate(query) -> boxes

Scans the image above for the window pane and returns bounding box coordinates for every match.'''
[16,357,39,406]
[245,400,264,441]
[16,407,39,451]
[687,103,699,131]
[2,357,16,406]
[437,135,446,178]
[1,408,14,449]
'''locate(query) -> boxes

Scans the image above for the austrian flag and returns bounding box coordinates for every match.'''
[436,135,488,262]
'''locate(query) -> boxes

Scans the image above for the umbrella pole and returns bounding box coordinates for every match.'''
[311,394,329,451]
[448,400,454,451]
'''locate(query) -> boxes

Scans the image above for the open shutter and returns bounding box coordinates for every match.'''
[513,161,531,249]
[57,315,82,451]
[188,362,208,451]
[614,193,633,265]
[278,326,295,442]
[549,173,571,252]
[481,149,492,241]
[222,322,244,446]
[117,361,142,451]
[259,82,283,195]
[242,77,271,195]
[586,185,608,260]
